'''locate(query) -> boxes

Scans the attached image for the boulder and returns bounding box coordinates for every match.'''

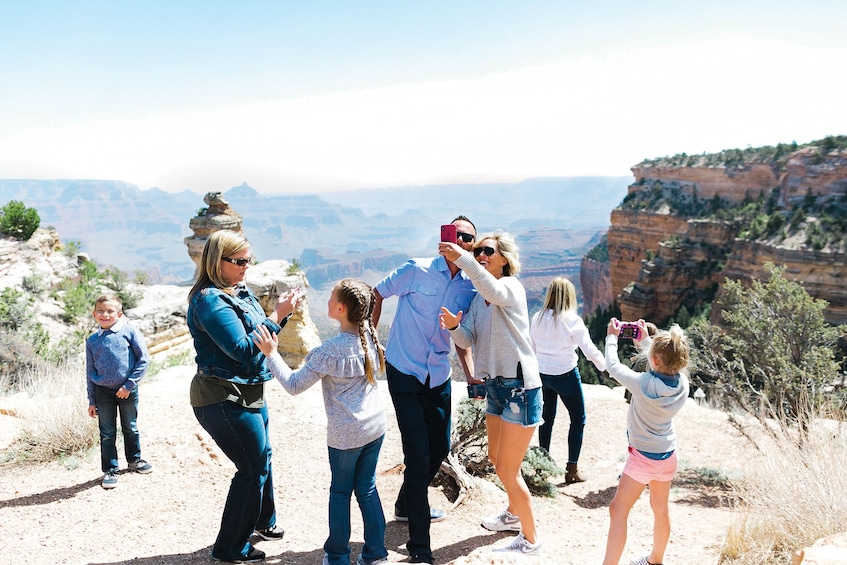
[793,532,847,565]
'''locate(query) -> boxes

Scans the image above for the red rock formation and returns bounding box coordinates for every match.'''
[605,146,847,325]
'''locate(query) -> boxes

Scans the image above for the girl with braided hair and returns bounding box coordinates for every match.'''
[253,278,389,565]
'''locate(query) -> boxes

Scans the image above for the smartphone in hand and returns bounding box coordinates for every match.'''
[467,383,487,399]
[440,224,457,242]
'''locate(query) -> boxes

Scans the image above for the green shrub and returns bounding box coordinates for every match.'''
[0,200,40,240]
[689,264,845,439]
[287,258,302,275]
[521,446,565,497]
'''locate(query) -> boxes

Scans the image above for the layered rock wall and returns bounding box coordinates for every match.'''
[721,240,847,324]
[631,164,779,202]
[607,146,847,325]
[580,257,612,315]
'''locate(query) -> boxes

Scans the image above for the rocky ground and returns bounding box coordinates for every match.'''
[0,365,758,565]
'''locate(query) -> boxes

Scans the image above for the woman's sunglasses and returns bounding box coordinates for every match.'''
[473,246,497,257]
[221,256,254,267]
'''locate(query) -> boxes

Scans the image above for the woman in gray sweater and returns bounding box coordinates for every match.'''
[253,278,389,565]
[438,230,543,557]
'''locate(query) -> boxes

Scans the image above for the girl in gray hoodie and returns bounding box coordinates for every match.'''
[602,319,690,565]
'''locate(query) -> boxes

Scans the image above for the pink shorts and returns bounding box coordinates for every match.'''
[621,446,678,484]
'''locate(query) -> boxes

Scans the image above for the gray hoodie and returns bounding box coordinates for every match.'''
[605,334,689,455]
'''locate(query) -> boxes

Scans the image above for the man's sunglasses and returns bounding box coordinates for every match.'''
[221,256,254,267]
[456,231,475,243]
[473,246,497,257]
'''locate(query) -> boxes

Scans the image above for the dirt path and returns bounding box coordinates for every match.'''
[0,365,756,564]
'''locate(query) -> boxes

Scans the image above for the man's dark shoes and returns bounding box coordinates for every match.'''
[409,555,434,564]
[394,508,446,523]
[211,546,266,563]
[255,524,285,540]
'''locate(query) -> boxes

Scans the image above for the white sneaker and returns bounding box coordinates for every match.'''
[356,554,389,565]
[493,532,541,556]
[481,508,521,532]
[630,557,657,565]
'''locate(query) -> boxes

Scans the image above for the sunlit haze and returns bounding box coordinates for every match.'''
[1,1,845,194]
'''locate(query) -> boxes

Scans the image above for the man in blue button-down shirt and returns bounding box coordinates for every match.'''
[372,216,478,564]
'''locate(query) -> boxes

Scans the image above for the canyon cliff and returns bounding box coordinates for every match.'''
[594,138,847,325]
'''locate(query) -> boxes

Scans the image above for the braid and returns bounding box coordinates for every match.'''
[335,278,384,384]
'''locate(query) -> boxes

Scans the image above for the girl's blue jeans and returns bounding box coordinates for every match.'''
[94,384,141,472]
[539,367,586,464]
[324,435,388,565]
[194,401,277,562]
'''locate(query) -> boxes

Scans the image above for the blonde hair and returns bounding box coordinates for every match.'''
[333,278,386,384]
[189,230,250,300]
[650,324,690,375]
[540,277,577,319]
[94,294,122,311]
[474,230,521,276]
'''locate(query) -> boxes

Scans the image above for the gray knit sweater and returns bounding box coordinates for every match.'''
[605,334,689,454]
[265,332,386,451]
[448,254,541,389]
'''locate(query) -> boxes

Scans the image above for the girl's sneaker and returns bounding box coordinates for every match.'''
[630,557,661,565]
[492,532,541,556]
[481,508,521,531]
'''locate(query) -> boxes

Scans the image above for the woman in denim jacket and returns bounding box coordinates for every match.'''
[187,230,300,563]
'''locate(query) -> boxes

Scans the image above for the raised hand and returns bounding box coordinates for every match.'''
[439,306,463,330]
[252,324,279,356]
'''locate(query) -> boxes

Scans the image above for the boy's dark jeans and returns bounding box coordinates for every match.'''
[94,384,141,472]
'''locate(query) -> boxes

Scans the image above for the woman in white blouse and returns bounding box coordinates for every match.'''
[530,277,606,483]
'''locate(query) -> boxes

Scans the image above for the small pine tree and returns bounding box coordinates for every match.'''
[0,200,40,241]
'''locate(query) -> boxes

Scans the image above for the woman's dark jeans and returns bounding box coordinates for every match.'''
[539,368,586,464]
[94,385,141,472]
[194,401,277,561]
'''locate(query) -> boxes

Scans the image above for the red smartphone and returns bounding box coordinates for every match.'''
[440,224,457,242]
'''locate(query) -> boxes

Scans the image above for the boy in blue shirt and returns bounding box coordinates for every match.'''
[86,294,151,489]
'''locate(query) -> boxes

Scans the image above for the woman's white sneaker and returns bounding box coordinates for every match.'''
[493,532,541,556]
[481,508,521,532]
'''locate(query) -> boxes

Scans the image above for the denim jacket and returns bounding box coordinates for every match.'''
[187,285,286,385]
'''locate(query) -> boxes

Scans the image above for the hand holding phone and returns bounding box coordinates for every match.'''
[467,383,486,399]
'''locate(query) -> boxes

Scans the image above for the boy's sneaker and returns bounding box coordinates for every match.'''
[101,469,118,489]
[255,524,285,540]
[492,532,541,556]
[356,554,389,565]
[481,508,521,532]
[128,458,153,474]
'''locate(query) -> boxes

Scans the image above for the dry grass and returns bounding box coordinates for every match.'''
[719,419,847,564]
[0,360,98,465]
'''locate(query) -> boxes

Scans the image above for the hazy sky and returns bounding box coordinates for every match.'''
[1,0,845,193]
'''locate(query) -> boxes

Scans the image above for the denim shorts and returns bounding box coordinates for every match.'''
[484,377,543,428]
